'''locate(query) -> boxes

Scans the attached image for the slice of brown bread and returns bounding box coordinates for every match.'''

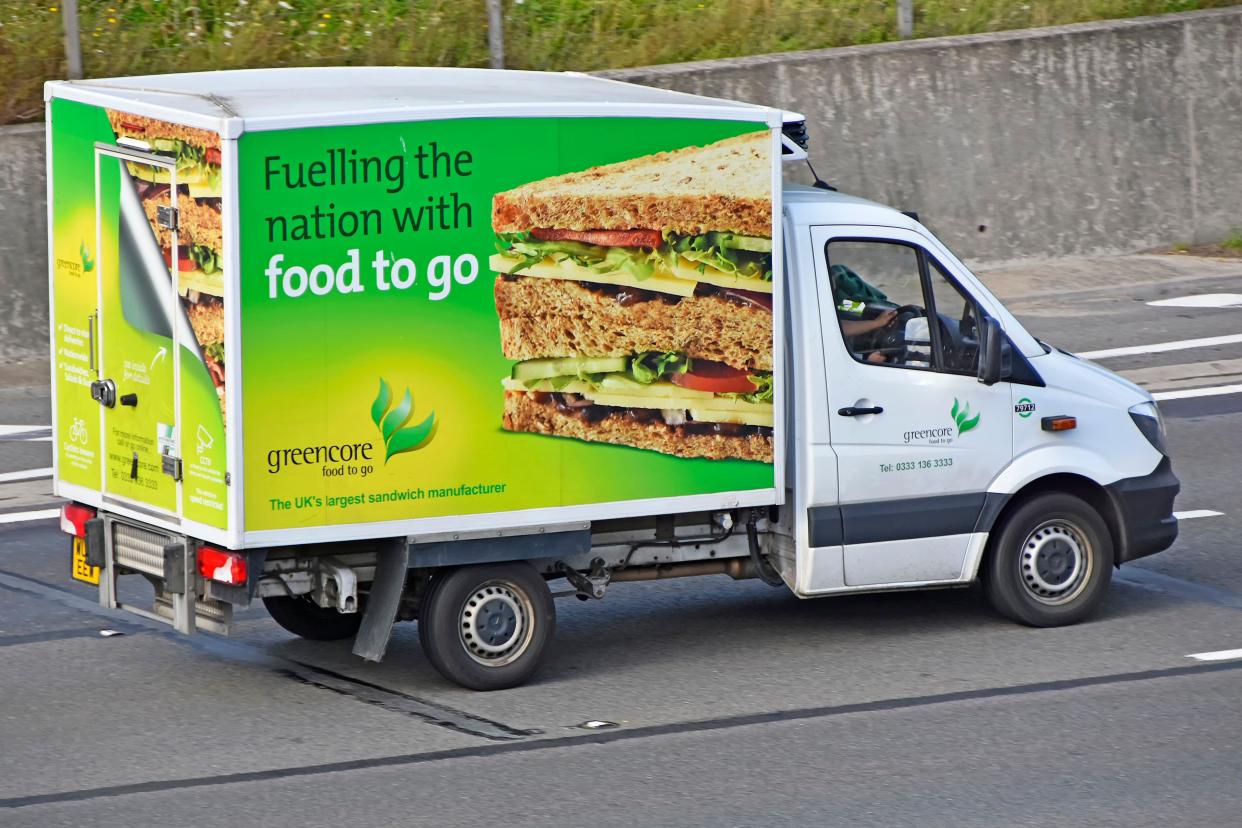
[495,275,772,370]
[493,131,772,237]
[503,391,772,463]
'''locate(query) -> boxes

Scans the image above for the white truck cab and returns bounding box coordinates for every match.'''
[775,184,1177,622]
[47,70,1178,690]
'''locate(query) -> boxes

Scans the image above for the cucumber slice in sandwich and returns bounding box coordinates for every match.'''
[511,356,628,381]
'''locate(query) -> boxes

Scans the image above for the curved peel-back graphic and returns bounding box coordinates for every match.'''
[371,378,437,462]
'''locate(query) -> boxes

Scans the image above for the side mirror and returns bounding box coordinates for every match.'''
[977,317,1004,386]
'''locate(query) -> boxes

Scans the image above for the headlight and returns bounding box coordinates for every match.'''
[1128,401,1167,454]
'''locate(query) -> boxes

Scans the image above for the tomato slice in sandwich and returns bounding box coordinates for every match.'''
[670,360,757,394]
[163,246,197,272]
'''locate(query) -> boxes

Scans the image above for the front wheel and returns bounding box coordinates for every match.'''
[983,493,1113,627]
[418,562,555,691]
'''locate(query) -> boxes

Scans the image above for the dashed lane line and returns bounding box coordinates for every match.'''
[0,425,51,442]
[1174,510,1225,520]
[1078,332,1242,360]
[1153,384,1242,402]
[1147,294,1242,309]
[0,509,60,525]
[1187,648,1242,662]
[0,468,53,483]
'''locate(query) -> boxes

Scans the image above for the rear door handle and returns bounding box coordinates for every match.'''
[838,406,883,416]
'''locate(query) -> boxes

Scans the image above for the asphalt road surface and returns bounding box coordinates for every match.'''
[2,253,1241,826]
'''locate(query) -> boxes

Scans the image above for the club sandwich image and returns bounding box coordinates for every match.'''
[108,112,226,418]
[491,131,774,462]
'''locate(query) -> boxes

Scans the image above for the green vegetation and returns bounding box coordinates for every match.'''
[3,0,1233,124]
[1222,229,1242,251]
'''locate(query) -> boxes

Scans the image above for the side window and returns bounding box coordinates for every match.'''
[825,239,985,375]
[825,240,930,369]
[927,257,981,375]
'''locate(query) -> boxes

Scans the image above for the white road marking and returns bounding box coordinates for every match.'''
[1187,648,1242,662]
[1153,384,1242,401]
[0,424,50,437]
[0,509,60,525]
[1173,510,1224,520]
[1148,293,1242,309]
[0,467,54,483]
[1078,332,1242,360]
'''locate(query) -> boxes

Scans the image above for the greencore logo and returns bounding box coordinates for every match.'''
[951,398,981,436]
[370,378,437,463]
[79,241,94,273]
[1015,398,1036,418]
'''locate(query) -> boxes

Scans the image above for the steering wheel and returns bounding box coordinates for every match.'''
[872,304,925,361]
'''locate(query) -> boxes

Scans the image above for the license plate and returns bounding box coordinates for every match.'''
[71,536,100,585]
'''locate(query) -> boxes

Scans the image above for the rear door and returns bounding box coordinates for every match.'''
[810,226,1012,586]
[94,146,188,518]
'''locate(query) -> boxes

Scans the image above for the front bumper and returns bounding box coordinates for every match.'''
[1106,456,1180,564]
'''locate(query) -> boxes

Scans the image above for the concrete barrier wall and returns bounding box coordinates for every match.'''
[3,9,1239,359]
[601,7,1242,265]
[0,124,47,360]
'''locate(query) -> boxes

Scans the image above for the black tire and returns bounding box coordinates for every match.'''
[263,595,364,641]
[983,492,1113,627]
[418,562,554,691]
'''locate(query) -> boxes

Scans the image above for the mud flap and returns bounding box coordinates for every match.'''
[351,538,409,662]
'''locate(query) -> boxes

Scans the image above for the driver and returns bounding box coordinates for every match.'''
[830,264,898,363]
[842,310,897,362]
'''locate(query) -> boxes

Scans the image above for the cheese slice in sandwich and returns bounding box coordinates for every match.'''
[491,131,775,462]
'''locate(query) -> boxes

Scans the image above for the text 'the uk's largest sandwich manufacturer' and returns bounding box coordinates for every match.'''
[491,131,775,463]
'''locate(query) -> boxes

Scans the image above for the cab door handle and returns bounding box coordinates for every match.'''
[838,406,883,416]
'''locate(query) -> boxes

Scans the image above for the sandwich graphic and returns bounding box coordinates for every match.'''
[107,112,226,420]
[491,131,774,462]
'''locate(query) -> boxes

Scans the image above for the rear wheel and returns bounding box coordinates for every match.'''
[263,595,363,641]
[983,492,1113,627]
[419,562,554,691]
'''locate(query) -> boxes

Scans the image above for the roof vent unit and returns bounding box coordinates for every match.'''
[781,119,809,162]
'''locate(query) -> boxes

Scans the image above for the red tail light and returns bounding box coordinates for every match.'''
[197,546,247,585]
[60,503,96,538]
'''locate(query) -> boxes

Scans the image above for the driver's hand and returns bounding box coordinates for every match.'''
[870,309,897,331]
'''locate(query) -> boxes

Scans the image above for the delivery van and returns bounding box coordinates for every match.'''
[46,68,1179,690]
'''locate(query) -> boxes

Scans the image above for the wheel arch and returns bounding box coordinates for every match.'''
[980,473,1123,577]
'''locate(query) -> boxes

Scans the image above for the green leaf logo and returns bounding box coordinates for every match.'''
[80,241,95,273]
[952,397,981,436]
[370,378,437,462]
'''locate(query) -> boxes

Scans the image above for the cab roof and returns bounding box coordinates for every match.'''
[46,67,781,137]
[782,184,920,230]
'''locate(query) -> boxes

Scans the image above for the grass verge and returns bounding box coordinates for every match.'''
[3,0,1235,124]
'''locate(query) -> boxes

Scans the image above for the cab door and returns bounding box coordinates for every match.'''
[809,226,1012,586]
[93,145,188,518]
